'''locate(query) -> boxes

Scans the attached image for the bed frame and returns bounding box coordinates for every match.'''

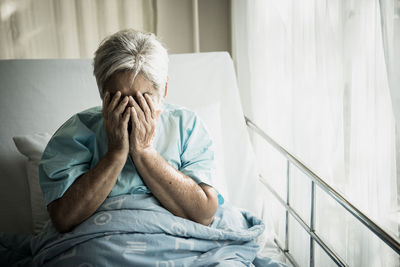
[2,52,398,266]
[245,117,400,266]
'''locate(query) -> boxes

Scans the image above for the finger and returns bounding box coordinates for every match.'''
[144,93,156,119]
[130,106,140,127]
[130,95,146,122]
[115,96,129,116]
[108,91,121,113]
[102,91,110,117]
[128,95,135,107]
[136,92,151,122]
[121,106,131,129]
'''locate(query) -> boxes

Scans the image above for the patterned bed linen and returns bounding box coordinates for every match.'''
[0,194,286,266]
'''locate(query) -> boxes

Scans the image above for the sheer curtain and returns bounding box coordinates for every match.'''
[380,0,400,215]
[233,0,399,266]
[0,0,156,59]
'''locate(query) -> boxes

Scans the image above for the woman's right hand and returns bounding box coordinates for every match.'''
[102,91,131,158]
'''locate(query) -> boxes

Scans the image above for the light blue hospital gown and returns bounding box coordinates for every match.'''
[39,102,224,206]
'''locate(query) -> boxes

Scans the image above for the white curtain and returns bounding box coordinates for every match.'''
[233,0,399,266]
[0,0,156,59]
[380,0,400,213]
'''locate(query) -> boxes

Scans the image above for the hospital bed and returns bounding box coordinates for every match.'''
[1,52,397,266]
[0,52,285,266]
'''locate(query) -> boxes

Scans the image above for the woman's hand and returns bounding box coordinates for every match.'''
[102,91,131,158]
[129,92,162,158]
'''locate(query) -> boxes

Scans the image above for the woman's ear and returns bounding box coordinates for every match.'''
[163,76,169,98]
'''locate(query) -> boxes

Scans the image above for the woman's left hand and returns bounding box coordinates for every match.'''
[128,92,162,158]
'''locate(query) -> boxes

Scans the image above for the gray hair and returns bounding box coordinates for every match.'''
[93,29,169,98]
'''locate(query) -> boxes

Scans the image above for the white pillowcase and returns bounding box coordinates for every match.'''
[13,133,51,234]
[12,103,227,234]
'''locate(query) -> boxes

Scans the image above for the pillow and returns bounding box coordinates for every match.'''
[13,133,51,234]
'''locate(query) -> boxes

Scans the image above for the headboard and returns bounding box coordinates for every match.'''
[0,52,261,233]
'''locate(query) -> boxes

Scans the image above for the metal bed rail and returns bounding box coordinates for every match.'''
[244,116,400,267]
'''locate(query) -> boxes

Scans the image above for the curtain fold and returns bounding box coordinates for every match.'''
[379,0,400,212]
[0,0,156,59]
[232,0,399,266]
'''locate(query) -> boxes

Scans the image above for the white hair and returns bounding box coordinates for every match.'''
[93,29,169,98]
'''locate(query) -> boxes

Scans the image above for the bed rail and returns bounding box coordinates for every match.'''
[244,116,400,267]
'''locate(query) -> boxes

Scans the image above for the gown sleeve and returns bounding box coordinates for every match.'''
[38,114,96,206]
[179,114,224,205]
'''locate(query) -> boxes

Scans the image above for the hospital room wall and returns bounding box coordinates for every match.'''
[156,0,231,55]
[0,0,231,59]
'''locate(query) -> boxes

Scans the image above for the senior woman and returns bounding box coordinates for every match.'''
[38,29,222,233]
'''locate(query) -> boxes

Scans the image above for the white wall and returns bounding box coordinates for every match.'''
[199,0,230,54]
[156,0,194,53]
[156,0,230,55]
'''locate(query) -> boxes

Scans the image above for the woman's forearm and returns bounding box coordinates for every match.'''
[126,92,217,225]
[131,149,218,226]
[47,151,126,233]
